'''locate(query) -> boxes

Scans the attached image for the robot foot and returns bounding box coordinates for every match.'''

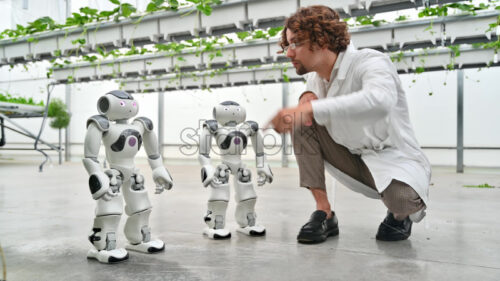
[237,225,266,236]
[203,227,231,240]
[87,248,129,264]
[125,239,165,254]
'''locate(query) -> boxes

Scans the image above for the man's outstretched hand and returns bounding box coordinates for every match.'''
[267,92,318,134]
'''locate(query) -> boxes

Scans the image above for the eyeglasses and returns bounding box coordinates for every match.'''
[279,40,309,54]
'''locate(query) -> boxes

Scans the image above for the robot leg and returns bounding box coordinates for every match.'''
[87,195,129,264]
[122,174,164,253]
[204,181,231,239]
[234,168,265,236]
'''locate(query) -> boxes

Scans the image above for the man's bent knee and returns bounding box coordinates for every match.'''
[381,179,425,220]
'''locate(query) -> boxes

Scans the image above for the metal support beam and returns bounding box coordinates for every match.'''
[158,91,165,159]
[281,82,289,168]
[63,0,71,162]
[65,0,71,18]
[64,84,71,162]
[457,69,464,173]
[58,129,62,165]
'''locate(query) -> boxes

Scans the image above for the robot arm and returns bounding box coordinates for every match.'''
[82,121,116,201]
[134,117,173,193]
[199,121,217,187]
[247,121,273,186]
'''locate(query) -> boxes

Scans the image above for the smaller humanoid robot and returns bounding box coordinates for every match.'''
[82,90,173,263]
[199,101,273,239]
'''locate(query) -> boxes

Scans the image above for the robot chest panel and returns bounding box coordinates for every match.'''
[215,128,248,153]
[103,125,143,156]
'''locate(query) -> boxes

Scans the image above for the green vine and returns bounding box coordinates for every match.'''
[1,0,499,85]
[418,2,491,17]
[0,92,44,106]
[0,0,222,41]
[463,183,496,188]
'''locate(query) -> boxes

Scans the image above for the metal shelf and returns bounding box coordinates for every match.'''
[0,101,45,117]
[51,10,499,84]
[116,45,498,93]
[118,63,302,93]
[350,10,499,50]
[393,46,497,73]
[0,0,464,65]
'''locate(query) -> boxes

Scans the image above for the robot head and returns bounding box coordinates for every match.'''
[213,101,246,126]
[97,90,139,121]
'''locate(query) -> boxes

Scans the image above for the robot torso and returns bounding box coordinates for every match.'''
[102,122,144,168]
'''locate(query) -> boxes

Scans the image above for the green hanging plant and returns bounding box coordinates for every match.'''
[47,98,71,129]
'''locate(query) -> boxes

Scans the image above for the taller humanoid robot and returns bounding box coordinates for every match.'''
[82,90,173,263]
[199,101,273,239]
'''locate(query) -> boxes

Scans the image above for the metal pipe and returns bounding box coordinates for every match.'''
[65,84,71,162]
[158,91,165,159]
[281,82,289,168]
[457,69,464,173]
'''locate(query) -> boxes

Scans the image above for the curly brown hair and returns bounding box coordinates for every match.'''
[280,5,350,54]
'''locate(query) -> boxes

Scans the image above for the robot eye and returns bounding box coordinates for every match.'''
[120,101,125,106]
[237,108,241,111]
[224,107,228,111]
[132,102,137,107]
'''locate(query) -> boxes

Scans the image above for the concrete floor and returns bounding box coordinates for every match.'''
[1,159,500,281]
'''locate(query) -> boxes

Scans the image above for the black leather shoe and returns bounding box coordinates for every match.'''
[297,210,339,244]
[376,212,412,241]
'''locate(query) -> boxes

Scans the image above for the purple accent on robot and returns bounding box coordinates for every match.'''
[220,131,247,150]
[111,129,142,152]
[129,137,136,147]
[234,137,241,145]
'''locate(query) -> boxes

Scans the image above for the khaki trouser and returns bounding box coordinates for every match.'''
[292,122,425,220]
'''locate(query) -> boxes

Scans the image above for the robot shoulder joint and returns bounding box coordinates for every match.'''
[134,117,154,132]
[246,121,259,134]
[203,119,218,134]
[86,115,110,132]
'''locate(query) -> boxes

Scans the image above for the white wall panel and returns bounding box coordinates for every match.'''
[123,19,160,46]
[255,68,281,83]
[145,56,172,74]
[4,41,31,62]
[202,48,235,67]
[350,28,392,49]
[202,2,247,34]
[394,22,441,48]
[58,31,90,56]
[173,53,203,69]
[445,15,497,43]
[455,48,495,68]
[234,44,269,65]
[301,0,362,15]
[73,66,96,82]
[120,60,146,76]
[159,12,199,40]
[32,37,59,59]
[248,0,296,27]
[87,25,123,50]
[419,52,451,70]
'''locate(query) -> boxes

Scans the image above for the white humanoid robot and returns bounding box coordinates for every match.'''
[199,101,273,239]
[82,90,173,263]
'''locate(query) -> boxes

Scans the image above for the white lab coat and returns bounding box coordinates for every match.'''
[307,44,431,204]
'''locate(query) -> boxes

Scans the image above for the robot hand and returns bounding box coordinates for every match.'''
[152,167,174,194]
[101,188,119,201]
[89,172,118,201]
[212,164,230,186]
[104,169,122,193]
[257,163,273,186]
[201,165,216,187]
